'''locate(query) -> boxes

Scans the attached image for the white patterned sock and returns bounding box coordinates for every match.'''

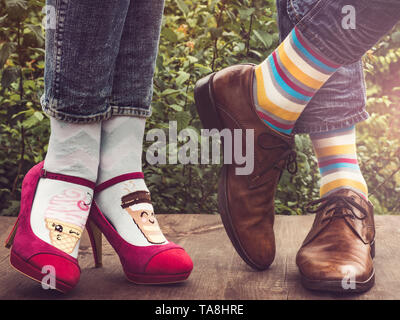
[95,116,167,246]
[45,118,101,181]
[30,118,101,258]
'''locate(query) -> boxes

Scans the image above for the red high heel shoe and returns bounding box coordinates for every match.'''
[86,172,193,284]
[4,162,95,293]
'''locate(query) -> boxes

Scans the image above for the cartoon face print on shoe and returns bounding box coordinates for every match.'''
[121,189,167,245]
[44,189,92,254]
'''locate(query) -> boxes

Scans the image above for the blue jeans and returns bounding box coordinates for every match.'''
[279,0,400,133]
[296,0,400,65]
[42,0,400,124]
[41,0,165,123]
[277,0,369,134]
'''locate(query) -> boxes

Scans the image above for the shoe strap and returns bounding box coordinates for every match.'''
[95,172,144,193]
[40,168,96,190]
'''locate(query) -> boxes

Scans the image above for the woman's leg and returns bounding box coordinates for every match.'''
[94,0,193,280]
[41,0,131,121]
[7,2,134,293]
[96,0,165,245]
[32,0,132,258]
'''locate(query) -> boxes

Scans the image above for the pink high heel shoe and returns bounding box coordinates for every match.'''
[86,172,193,284]
[5,162,95,293]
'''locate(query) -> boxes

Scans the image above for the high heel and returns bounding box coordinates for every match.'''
[88,172,193,284]
[4,218,19,249]
[6,161,96,293]
[86,219,103,268]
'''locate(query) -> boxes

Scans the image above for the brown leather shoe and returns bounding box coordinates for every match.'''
[296,188,375,293]
[194,65,297,270]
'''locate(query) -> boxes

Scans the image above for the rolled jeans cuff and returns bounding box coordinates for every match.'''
[41,95,151,124]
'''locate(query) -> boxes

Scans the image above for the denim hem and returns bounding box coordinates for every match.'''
[110,105,152,118]
[41,96,151,123]
[293,109,369,134]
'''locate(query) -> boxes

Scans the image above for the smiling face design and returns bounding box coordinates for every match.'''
[125,207,166,244]
[121,190,167,245]
[44,188,91,254]
[45,218,83,254]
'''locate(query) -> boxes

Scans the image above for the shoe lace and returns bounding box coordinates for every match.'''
[305,195,368,223]
[255,142,298,180]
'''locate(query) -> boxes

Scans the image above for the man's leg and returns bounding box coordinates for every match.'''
[194,0,399,273]
[311,126,368,199]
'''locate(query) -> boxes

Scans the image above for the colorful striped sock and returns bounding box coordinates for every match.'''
[311,126,368,199]
[254,27,340,134]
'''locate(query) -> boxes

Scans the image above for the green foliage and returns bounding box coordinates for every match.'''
[147,0,280,214]
[358,27,400,215]
[0,0,399,215]
[0,0,49,216]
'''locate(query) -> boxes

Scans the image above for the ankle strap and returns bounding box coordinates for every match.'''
[95,172,144,193]
[40,168,96,189]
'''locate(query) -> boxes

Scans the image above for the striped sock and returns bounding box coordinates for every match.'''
[254,27,340,134]
[311,126,368,199]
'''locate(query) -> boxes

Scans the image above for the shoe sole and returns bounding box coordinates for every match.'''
[194,72,269,271]
[299,269,375,294]
[125,271,192,285]
[9,250,73,293]
[299,242,376,293]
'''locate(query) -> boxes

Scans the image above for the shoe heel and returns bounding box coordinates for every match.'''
[370,240,375,259]
[194,72,223,131]
[4,218,19,249]
[86,220,103,268]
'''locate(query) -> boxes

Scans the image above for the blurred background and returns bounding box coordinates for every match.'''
[0,0,399,216]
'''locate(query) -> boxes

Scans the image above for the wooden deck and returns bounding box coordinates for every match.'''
[0,214,399,300]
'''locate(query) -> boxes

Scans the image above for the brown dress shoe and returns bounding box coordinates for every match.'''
[194,65,297,270]
[296,188,375,293]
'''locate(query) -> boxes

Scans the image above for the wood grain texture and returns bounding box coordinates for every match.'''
[0,214,399,300]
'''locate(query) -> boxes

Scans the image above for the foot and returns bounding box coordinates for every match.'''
[93,172,193,284]
[94,116,193,282]
[194,64,297,270]
[8,163,97,292]
[296,188,375,293]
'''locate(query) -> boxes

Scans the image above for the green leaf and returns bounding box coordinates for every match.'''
[161,28,178,43]
[0,14,8,25]
[238,8,255,19]
[0,42,16,69]
[253,30,273,48]
[6,0,28,8]
[33,111,44,121]
[161,88,180,96]
[169,104,183,112]
[174,111,191,131]
[175,0,189,16]
[176,71,190,86]
[1,66,19,89]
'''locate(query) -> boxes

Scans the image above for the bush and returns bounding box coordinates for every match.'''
[0,0,399,215]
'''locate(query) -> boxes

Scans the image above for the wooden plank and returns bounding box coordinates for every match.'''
[0,215,399,300]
